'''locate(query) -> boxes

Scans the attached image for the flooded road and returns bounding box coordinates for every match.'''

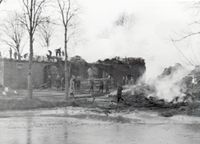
[1,108,200,144]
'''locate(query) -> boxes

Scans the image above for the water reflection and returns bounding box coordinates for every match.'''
[63,119,68,144]
[0,115,200,144]
[26,117,32,144]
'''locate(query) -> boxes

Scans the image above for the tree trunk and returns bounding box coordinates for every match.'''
[18,53,21,61]
[64,29,69,100]
[28,33,33,99]
[65,59,69,100]
[17,47,21,61]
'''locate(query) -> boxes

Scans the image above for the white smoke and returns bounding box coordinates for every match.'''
[155,68,190,101]
[141,64,193,101]
[98,12,194,102]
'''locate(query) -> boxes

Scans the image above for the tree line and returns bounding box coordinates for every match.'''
[0,0,78,100]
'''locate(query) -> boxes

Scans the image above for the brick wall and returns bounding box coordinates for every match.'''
[2,59,48,89]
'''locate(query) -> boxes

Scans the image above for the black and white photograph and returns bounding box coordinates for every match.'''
[0,0,200,144]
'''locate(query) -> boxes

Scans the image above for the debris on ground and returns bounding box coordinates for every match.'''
[108,63,200,117]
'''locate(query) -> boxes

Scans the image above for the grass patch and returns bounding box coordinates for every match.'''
[0,98,71,111]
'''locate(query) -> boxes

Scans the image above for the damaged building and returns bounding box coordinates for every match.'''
[0,56,146,89]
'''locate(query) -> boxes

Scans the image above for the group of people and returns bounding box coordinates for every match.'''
[47,74,65,90]
[7,47,65,62]
[122,76,135,85]
[46,48,65,62]
[89,78,124,103]
[47,74,81,97]
[47,73,125,104]
[87,74,127,103]
[89,78,111,94]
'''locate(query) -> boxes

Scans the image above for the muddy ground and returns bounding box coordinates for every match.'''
[0,88,199,118]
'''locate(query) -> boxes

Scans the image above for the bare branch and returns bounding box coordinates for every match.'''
[175,1,200,42]
[57,0,67,27]
[20,0,48,36]
[171,38,195,66]
[39,18,54,48]
[174,32,200,42]
[0,13,25,59]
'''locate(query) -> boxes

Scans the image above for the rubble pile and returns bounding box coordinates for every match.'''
[158,63,200,102]
[180,66,200,100]
[121,64,194,109]
[122,84,186,109]
[158,63,184,78]
[117,63,200,117]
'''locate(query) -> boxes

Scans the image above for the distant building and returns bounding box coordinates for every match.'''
[0,56,146,89]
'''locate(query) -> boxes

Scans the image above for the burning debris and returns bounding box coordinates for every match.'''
[180,66,200,101]
[110,63,200,117]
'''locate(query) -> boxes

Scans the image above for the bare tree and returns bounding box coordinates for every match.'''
[171,1,200,66]
[174,1,200,42]
[19,0,49,99]
[57,0,78,99]
[39,18,54,49]
[1,13,24,60]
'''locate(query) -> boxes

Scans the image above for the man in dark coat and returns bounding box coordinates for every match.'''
[117,84,124,103]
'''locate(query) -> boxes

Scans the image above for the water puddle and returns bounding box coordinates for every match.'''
[0,107,200,144]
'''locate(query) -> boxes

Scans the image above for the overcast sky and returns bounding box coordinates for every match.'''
[0,0,199,75]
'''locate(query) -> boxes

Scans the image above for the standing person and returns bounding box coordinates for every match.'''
[106,75,112,93]
[99,80,104,93]
[76,76,81,91]
[122,76,126,85]
[48,50,52,57]
[56,74,60,90]
[125,76,128,85]
[105,79,109,93]
[55,48,61,57]
[89,79,94,94]
[47,74,52,88]
[14,52,18,60]
[89,79,95,102]
[74,76,77,91]
[61,76,65,91]
[69,76,75,99]
[130,77,134,85]
[117,84,124,103]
